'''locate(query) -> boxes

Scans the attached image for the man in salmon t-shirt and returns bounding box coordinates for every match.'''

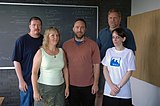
[63,18,101,106]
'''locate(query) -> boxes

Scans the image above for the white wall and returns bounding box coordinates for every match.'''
[131,0,160,106]
[131,0,160,15]
[131,77,160,106]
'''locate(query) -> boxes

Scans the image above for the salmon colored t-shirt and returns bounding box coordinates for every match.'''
[63,37,100,87]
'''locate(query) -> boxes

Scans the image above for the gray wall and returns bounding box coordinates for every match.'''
[0,0,131,105]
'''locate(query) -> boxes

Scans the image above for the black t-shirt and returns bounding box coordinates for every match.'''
[12,33,43,85]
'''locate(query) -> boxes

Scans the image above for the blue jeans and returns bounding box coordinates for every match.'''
[20,84,33,106]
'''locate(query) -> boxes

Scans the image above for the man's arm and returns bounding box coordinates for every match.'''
[13,61,28,92]
[92,64,100,94]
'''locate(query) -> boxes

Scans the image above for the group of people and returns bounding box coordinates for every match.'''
[12,8,136,106]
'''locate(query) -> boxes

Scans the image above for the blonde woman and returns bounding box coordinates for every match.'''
[32,27,69,106]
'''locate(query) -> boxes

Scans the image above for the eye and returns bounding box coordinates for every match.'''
[112,36,121,39]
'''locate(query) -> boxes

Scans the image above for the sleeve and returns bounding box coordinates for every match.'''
[128,50,136,71]
[92,42,101,64]
[101,49,109,66]
[12,38,23,62]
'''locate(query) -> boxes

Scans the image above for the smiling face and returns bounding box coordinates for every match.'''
[73,20,86,40]
[108,12,121,30]
[43,27,60,48]
[48,30,60,46]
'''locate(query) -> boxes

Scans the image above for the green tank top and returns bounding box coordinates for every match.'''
[38,48,64,85]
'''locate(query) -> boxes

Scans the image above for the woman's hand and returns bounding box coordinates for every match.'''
[34,91,42,101]
[65,87,69,99]
[110,84,120,96]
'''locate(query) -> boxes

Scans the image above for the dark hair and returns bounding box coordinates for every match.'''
[112,28,127,39]
[108,8,121,18]
[74,18,87,27]
[29,16,42,25]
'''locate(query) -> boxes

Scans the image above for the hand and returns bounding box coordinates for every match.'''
[34,91,42,101]
[91,84,98,94]
[110,84,120,96]
[110,90,117,96]
[19,80,28,92]
[65,87,69,99]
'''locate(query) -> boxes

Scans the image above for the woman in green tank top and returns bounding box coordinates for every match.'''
[31,27,69,106]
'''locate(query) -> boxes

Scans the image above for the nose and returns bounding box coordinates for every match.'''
[34,25,38,29]
[113,38,116,41]
[77,27,81,32]
[54,35,57,39]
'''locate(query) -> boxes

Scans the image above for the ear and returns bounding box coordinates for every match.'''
[123,37,126,42]
[29,24,31,29]
[72,27,74,32]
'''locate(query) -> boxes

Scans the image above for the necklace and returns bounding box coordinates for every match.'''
[47,47,58,58]
[54,55,56,58]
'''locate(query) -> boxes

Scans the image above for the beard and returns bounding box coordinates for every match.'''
[74,31,85,40]
[75,34,85,40]
[34,29,40,35]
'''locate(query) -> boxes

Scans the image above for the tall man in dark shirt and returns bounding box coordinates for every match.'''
[12,17,43,106]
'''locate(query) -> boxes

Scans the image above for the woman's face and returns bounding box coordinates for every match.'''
[48,31,60,46]
[112,31,125,47]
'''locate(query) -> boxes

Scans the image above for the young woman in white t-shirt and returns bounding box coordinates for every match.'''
[101,28,136,106]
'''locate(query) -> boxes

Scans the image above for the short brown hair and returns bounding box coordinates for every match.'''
[74,18,87,28]
[29,16,42,25]
[108,8,121,18]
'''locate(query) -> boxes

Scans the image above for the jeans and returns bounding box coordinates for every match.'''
[20,84,33,106]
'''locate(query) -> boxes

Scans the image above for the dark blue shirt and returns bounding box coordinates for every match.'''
[12,34,43,85]
[97,27,136,60]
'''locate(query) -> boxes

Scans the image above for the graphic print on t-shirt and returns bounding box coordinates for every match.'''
[110,57,121,67]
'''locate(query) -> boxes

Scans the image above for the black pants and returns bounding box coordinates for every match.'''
[69,85,95,106]
[102,95,133,106]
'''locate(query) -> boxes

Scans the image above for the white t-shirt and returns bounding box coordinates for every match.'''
[101,47,136,99]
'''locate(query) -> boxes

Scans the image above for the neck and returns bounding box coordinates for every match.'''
[74,36,85,42]
[48,46,57,51]
[115,46,125,51]
[48,42,57,49]
[109,26,119,32]
[28,32,40,38]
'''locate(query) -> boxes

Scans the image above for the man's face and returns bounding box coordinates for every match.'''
[73,20,86,39]
[108,12,121,29]
[29,19,42,35]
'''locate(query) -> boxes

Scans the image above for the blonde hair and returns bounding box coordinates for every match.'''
[42,27,60,49]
